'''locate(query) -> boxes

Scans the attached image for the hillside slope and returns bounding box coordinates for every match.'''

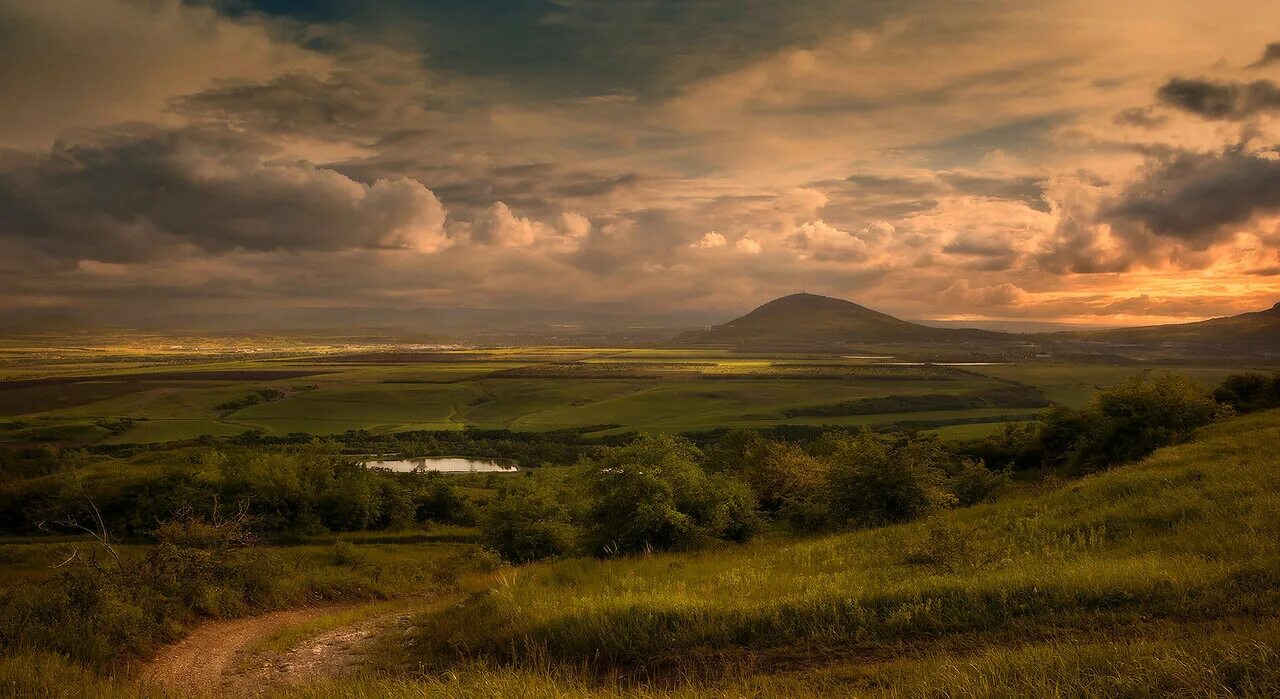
[676,293,1009,348]
[1070,302,1280,348]
[392,408,1280,695]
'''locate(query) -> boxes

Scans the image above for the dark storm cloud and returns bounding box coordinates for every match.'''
[0,126,448,263]
[1156,77,1280,120]
[1037,214,1138,275]
[1106,144,1280,246]
[1250,42,1280,68]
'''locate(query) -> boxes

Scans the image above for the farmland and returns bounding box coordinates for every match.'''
[2,339,1274,446]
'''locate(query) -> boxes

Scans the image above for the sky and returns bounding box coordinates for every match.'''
[2,0,1280,329]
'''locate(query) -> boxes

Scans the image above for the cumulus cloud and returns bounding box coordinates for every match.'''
[690,232,727,248]
[1037,180,1138,274]
[0,126,451,263]
[1156,77,1280,120]
[469,202,546,247]
[785,220,873,261]
[559,212,593,240]
[735,237,763,255]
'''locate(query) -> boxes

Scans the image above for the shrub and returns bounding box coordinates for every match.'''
[481,481,578,563]
[577,434,758,555]
[949,459,1010,507]
[823,429,953,527]
[728,439,828,516]
[1213,372,1280,414]
[1071,373,1223,471]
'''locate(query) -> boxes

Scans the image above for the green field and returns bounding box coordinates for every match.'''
[3,345,1275,445]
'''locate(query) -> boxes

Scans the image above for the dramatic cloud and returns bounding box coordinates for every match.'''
[1106,144,1280,247]
[0,126,450,263]
[1157,77,1280,120]
[939,279,1026,306]
[3,0,1280,327]
[0,0,327,146]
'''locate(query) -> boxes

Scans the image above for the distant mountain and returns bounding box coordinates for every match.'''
[1064,302,1280,349]
[674,293,1008,349]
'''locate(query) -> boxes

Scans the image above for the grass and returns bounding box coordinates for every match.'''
[11,348,1247,444]
[395,408,1280,682]
[4,408,1278,696]
[268,617,1280,698]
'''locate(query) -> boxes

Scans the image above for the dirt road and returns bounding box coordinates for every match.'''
[141,604,397,697]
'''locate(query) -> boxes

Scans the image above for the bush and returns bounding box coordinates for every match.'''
[725,439,828,516]
[823,429,953,527]
[949,459,1009,507]
[481,482,578,563]
[1071,373,1223,471]
[577,434,758,555]
[1213,372,1280,414]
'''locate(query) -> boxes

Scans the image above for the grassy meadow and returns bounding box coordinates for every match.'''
[3,341,1273,445]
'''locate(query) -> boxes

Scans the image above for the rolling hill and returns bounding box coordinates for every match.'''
[1068,302,1280,349]
[676,293,1280,356]
[674,293,1009,349]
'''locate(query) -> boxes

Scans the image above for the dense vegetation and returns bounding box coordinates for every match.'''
[0,444,474,539]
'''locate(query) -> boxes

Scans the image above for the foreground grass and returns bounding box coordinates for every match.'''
[268,617,1280,698]
[402,409,1280,679]
[0,537,475,691]
[8,617,1278,698]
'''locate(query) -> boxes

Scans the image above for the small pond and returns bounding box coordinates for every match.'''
[362,456,519,473]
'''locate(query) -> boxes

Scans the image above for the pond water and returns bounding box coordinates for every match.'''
[362,456,518,473]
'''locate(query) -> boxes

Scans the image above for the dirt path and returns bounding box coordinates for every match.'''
[141,604,402,698]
